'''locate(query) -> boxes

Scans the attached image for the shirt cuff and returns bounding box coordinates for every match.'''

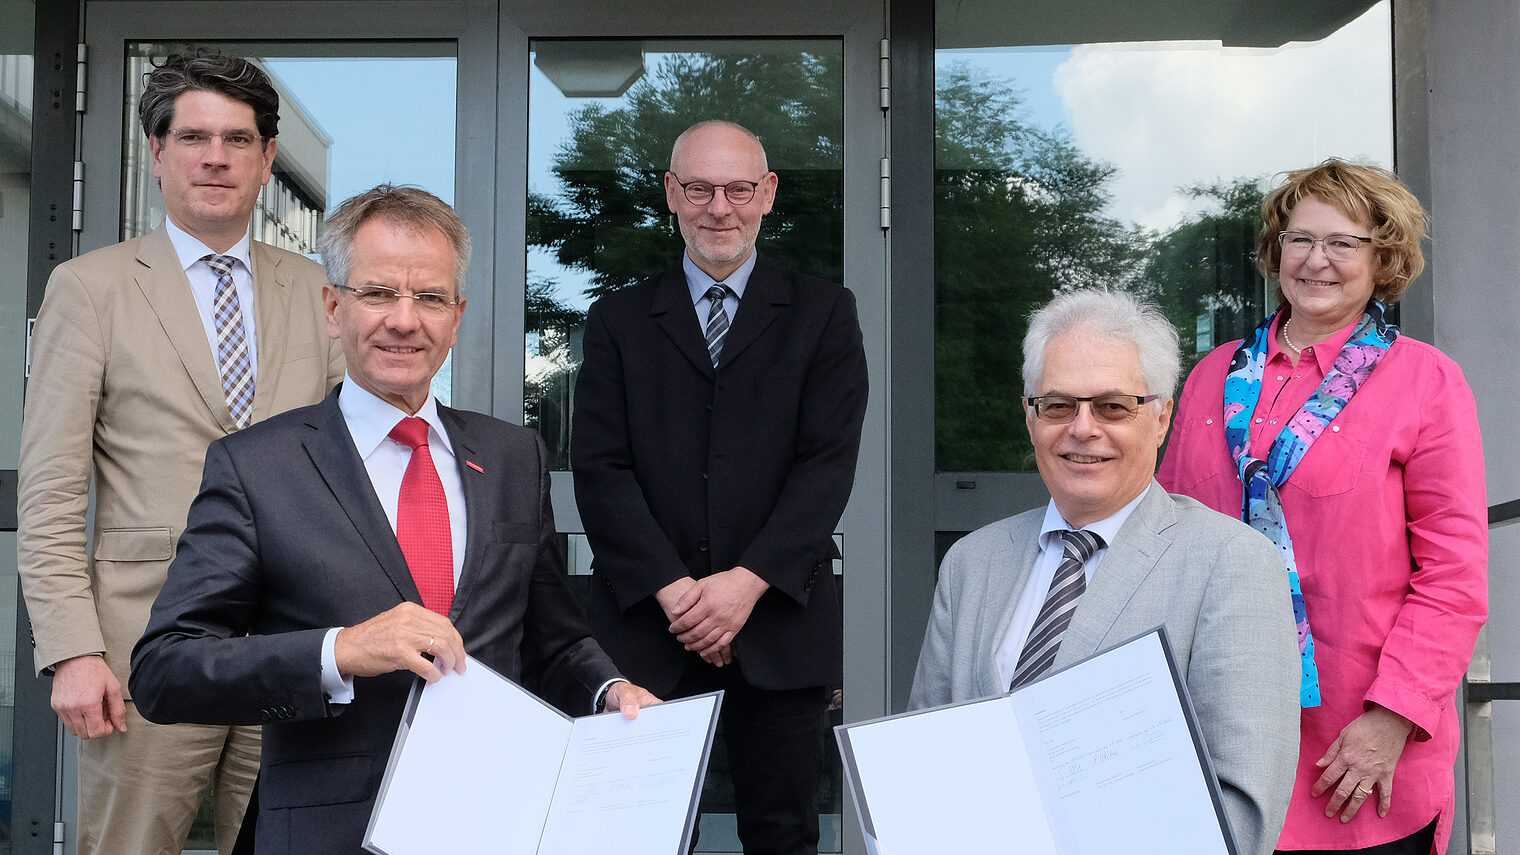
[321,627,356,706]
[593,678,628,715]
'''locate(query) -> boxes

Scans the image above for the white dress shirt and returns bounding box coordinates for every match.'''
[994,484,1152,689]
[163,216,259,379]
[320,377,467,703]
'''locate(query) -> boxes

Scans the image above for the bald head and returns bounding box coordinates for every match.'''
[669,120,769,173]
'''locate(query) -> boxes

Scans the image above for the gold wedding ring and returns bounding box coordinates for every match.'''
[1356,784,1373,794]
[426,636,435,653]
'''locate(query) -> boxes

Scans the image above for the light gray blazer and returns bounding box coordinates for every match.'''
[909,482,1300,855]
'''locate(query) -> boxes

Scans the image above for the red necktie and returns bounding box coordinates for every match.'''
[388,417,454,615]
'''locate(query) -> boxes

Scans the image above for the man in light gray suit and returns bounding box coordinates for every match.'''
[909,289,1299,855]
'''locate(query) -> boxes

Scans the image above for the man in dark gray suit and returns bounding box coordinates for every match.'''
[131,185,655,855]
[909,288,1299,855]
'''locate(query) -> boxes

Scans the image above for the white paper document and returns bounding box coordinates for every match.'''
[363,660,721,855]
[836,629,1235,855]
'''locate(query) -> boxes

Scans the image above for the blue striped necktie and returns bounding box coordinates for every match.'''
[704,284,730,368]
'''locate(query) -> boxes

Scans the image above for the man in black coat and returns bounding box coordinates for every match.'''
[572,121,869,855]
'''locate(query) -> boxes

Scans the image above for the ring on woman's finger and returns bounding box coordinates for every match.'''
[1355,784,1373,795]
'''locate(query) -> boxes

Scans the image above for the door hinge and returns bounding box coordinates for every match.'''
[879,156,891,230]
[75,43,87,113]
[72,161,84,232]
[54,820,66,854]
[879,38,890,110]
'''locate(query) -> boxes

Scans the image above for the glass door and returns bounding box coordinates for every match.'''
[65,4,497,853]
[500,4,888,851]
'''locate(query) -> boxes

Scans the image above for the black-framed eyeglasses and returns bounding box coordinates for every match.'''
[1277,230,1373,262]
[669,174,765,206]
[164,128,266,150]
[1025,393,1160,423]
[333,284,460,315]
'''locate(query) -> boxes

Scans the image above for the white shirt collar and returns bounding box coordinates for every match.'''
[1039,482,1153,548]
[336,376,453,459]
[163,215,253,273]
[684,249,757,303]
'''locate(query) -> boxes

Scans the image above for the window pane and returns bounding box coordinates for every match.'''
[122,43,458,405]
[0,7,31,845]
[525,40,844,471]
[934,2,1392,472]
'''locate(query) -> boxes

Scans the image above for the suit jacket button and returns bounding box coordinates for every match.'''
[259,709,272,722]
[697,538,709,552]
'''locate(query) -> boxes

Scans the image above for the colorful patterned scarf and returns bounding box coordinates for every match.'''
[1223,301,1399,708]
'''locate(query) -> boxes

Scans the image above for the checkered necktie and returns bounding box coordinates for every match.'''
[1010,528,1104,690]
[204,254,255,429]
[389,417,454,615]
[704,284,730,368]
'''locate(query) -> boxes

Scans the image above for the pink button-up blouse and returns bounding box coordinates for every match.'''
[1158,316,1488,853]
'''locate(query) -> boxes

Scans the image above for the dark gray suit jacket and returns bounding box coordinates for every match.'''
[131,387,619,855]
[909,484,1300,855]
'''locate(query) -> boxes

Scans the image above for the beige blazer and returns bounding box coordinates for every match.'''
[17,225,344,693]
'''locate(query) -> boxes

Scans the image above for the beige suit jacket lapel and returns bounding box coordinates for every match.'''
[249,240,297,423]
[133,226,241,434]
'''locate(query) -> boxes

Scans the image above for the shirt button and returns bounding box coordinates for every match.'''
[1269,419,1277,424]
[1254,418,1263,424]
[1332,425,1341,432]
[1276,375,1285,381]
[1205,418,1213,425]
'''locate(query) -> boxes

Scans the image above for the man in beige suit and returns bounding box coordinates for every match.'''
[17,51,342,855]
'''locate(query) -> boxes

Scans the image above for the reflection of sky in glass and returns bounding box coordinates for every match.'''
[263,58,457,207]
[263,56,458,404]
[934,1,1392,232]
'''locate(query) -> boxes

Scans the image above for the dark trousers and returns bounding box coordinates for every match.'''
[673,662,830,855]
[1276,816,1439,855]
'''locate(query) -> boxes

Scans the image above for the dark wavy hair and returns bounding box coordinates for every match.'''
[138,48,280,142]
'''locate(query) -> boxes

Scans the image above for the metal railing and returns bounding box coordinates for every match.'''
[1462,499,1517,855]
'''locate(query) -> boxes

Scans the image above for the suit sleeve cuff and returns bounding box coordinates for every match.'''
[593,678,628,715]
[321,627,355,706]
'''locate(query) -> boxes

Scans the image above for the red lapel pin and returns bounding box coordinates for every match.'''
[465,460,484,473]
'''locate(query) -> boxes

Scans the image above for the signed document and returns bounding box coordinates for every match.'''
[836,630,1234,855]
[363,659,721,855]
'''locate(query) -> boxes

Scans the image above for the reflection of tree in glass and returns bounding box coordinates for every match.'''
[525,276,586,467]
[934,64,1139,472]
[528,52,845,299]
[1138,178,1267,372]
[934,64,1269,473]
[526,50,845,472]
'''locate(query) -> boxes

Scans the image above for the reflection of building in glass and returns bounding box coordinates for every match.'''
[122,51,329,253]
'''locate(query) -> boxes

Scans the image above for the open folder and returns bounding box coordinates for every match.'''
[836,629,1236,855]
[363,659,722,855]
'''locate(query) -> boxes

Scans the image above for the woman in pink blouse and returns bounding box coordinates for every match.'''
[1158,159,1487,855]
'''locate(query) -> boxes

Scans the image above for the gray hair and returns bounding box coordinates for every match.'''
[669,120,769,173]
[139,49,280,141]
[1022,288,1181,404]
[318,184,472,295]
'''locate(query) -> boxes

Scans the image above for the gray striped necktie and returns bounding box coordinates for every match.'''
[704,283,730,368]
[1010,528,1104,690]
[204,254,255,429]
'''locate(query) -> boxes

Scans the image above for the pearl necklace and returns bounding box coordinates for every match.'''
[1281,317,1304,354]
